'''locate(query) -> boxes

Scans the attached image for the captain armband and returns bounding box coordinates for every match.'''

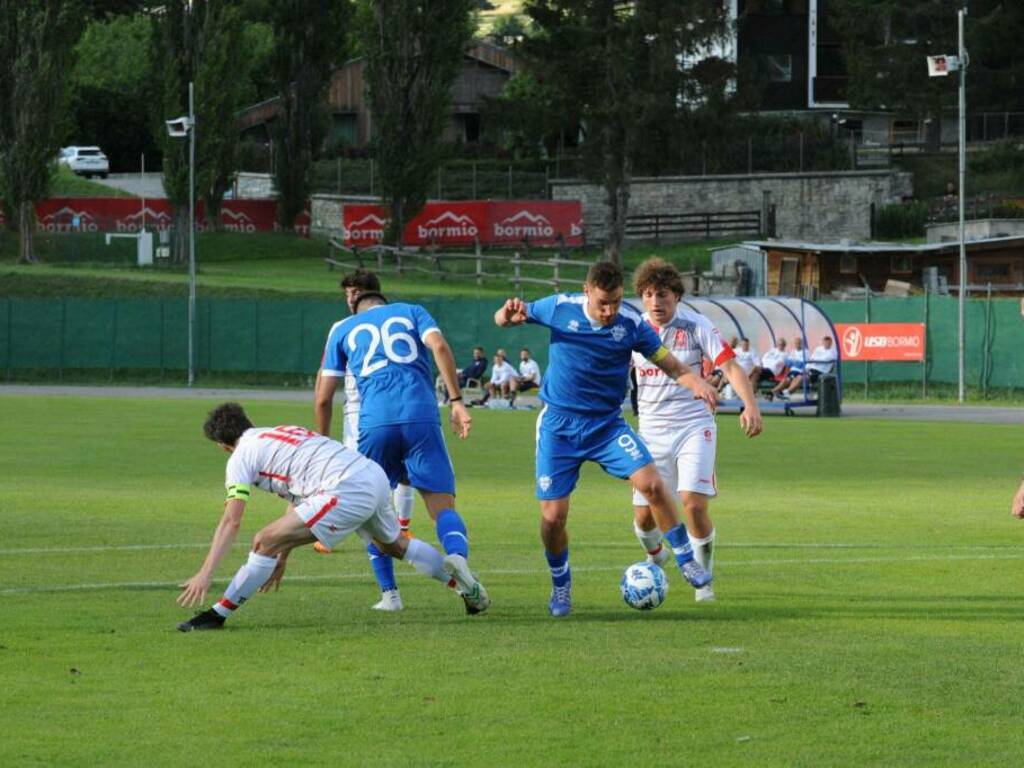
[226,483,251,501]
[649,346,671,364]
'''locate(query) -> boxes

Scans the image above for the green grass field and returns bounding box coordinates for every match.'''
[1,394,1022,766]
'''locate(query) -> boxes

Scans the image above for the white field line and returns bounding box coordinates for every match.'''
[2,552,1023,595]
[0,541,1016,557]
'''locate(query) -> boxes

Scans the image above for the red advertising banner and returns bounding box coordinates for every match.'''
[5,198,309,236]
[342,200,584,248]
[835,323,926,361]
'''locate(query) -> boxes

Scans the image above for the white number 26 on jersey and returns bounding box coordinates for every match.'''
[348,317,419,377]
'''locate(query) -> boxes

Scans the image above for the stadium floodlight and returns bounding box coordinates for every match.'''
[164,84,197,387]
[926,7,968,403]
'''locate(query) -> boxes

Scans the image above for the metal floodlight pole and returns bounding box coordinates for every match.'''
[957,8,967,403]
[188,80,197,388]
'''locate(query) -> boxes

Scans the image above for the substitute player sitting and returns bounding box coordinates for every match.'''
[495,261,719,617]
[629,258,763,602]
[177,403,468,632]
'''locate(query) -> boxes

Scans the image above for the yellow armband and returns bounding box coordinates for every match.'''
[649,346,670,363]
[226,483,251,501]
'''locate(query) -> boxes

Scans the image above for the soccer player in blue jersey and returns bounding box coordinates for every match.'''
[315,288,490,615]
[495,261,718,617]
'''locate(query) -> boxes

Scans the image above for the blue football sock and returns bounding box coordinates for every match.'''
[435,508,469,558]
[366,543,397,592]
[664,525,695,566]
[545,548,571,587]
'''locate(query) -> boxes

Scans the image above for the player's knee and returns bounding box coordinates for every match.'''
[377,537,406,558]
[634,476,665,503]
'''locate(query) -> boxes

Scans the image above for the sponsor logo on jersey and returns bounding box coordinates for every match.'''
[568,319,580,332]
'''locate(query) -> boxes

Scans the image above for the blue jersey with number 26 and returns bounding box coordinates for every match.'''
[321,303,440,429]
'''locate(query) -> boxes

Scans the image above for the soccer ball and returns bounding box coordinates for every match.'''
[620,562,668,610]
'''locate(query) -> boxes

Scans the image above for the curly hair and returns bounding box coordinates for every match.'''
[203,402,253,446]
[586,260,624,292]
[340,268,381,292]
[632,257,684,298]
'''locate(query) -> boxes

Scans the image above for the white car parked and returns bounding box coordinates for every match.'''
[59,146,109,178]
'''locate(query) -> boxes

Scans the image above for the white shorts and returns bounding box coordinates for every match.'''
[631,419,718,505]
[342,411,360,452]
[292,458,399,549]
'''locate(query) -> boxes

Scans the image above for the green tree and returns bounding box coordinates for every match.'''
[0,1,82,263]
[362,0,476,244]
[522,0,733,263]
[267,0,351,229]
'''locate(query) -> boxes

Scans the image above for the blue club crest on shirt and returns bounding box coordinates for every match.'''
[611,324,627,342]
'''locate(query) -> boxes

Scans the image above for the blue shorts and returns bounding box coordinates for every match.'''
[534,406,653,500]
[358,421,456,495]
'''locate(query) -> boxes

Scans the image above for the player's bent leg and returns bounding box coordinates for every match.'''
[629,465,711,590]
[680,492,716,602]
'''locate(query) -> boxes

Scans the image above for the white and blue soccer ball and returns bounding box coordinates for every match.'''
[621,562,668,610]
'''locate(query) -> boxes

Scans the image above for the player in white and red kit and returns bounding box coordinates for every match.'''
[176,403,477,631]
[630,258,763,601]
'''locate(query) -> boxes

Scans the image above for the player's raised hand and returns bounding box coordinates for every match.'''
[498,297,528,325]
[449,400,472,439]
[739,405,763,438]
[177,572,212,607]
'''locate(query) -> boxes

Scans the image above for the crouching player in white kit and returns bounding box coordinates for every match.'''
[176,403,469,631]
[630,259,763,601]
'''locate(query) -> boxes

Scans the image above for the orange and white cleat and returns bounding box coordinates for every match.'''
[313,541,333,555]
[400,528,414,540]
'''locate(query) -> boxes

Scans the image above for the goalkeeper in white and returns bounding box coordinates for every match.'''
[629,258,763,601]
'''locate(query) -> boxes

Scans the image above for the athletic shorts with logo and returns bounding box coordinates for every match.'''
[535,405,653,500]
[359,420,455,495]
[631,419,717,505]
[293,457,400,550]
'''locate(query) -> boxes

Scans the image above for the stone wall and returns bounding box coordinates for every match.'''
[550,170,913,243]
[310,193,381,237]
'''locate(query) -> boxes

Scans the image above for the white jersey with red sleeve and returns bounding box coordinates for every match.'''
[631,306,735,427]
[224,426,367,505]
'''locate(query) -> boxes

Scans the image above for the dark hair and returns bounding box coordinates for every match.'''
[204,403,253,446]
[633,257,684,298]
[353,291,388,312]
[340,269,381,292]
[586,260,624,292]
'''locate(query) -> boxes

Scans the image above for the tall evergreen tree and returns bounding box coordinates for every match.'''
[267,0,351,229]
[0,1,82,263]
[522,1,732,263]
[362,0,476,244]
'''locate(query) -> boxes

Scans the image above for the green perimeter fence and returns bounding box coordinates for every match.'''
[1,295,1022,391]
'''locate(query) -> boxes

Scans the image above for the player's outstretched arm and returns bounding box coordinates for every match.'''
[720,358,763,437]
[1012,479,1024,519]
[495,297,528,327]
[178,498,246,607]
[652,348,719,413]
[424,331,472,439]
[314,371,339,436]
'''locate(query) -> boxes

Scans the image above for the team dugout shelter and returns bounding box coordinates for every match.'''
[629,297,842,416]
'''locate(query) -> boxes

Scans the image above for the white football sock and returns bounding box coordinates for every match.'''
[401,538,448,582]
[633,521,664,556]
[394,483,415,528]
[690,528,716,575]
[213,551,278,617]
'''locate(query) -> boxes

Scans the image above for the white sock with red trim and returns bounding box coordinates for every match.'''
[212,551,278,618]
[633,521,665,559]
[402,538,453,586]
[394,483,415,530]
[690,528,716,576]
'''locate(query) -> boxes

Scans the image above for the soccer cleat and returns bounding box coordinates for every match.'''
[679,559,713,589]
[548,583,572,617]
[399,529,414,540]
[372,589,404,612]
[646,544,673,569]
[695,585,716,602]
[313,541,332,555]
[442,554,490,615]
[177,608,225,633]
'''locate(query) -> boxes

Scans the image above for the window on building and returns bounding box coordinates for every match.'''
[840,253,857,274]
[974,261,1013,282]
[330,113,358,149]
[763,54,793,82]
[890,255,913,274]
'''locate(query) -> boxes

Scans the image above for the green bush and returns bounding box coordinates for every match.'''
[874,201,929,239]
